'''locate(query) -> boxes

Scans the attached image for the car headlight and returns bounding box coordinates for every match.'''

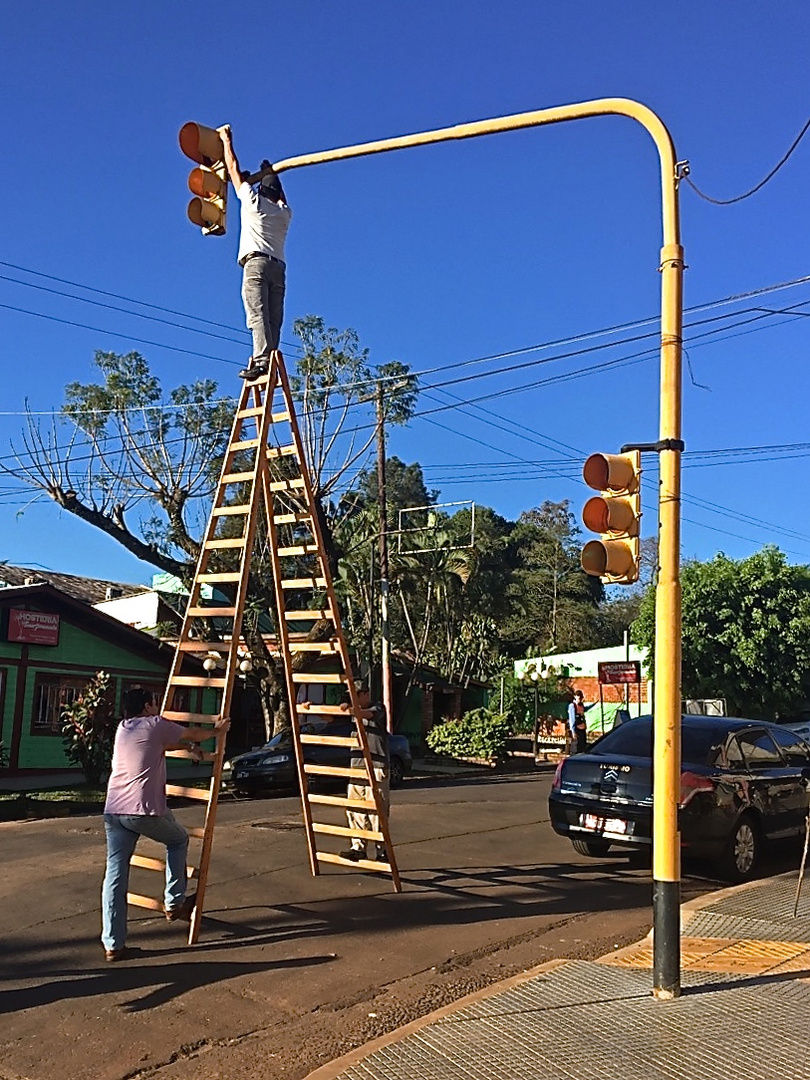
[261,753,292,765]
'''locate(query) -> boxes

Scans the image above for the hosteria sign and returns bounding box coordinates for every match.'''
[7,609,60,646]
[597,660,641,685]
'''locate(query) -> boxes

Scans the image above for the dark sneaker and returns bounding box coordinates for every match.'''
[104,947,129,962]
[339,848,365,862]
[239,355,271,380]
[164,894,197,922]
[376,848,389,863]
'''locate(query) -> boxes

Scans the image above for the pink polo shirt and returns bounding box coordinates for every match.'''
[104,714,185,816]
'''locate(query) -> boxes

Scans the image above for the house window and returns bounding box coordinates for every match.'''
[31,674,95,736]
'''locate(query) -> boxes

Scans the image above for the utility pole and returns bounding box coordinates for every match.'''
[375,382,393,733]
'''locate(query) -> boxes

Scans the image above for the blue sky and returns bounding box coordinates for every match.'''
[1,1,809,584]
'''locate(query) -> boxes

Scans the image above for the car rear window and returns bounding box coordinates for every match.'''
[591,718,728,766]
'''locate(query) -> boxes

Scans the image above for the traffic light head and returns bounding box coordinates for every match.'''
[179,122,228,236]
[581,451,641,584]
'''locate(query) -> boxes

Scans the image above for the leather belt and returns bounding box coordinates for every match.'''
[240,252,285,268]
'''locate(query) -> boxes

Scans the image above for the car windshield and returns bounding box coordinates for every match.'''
[590,717,727,766]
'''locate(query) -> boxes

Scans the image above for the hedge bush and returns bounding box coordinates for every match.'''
[426,708,512,762]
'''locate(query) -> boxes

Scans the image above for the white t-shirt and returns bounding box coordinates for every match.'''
[236,182,292,265]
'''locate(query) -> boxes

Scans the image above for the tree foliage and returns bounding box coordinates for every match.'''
[425,708,512,762]
[633,546,810,719]
[61,670,115,786]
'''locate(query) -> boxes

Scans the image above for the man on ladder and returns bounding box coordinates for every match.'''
[219,125,292,382]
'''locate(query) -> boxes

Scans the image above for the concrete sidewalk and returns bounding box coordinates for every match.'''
[308,870,810,1080]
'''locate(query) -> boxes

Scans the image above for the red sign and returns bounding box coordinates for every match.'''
[598,660,641,685]
[8,609,61,646]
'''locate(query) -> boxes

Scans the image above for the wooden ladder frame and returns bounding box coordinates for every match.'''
[128,351,400,945]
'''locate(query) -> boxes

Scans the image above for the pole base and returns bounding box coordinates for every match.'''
[653,877,681,998]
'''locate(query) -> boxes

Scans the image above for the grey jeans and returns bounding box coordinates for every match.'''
[241,255,286,358]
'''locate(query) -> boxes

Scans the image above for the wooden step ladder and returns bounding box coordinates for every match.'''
[128,350,400,944]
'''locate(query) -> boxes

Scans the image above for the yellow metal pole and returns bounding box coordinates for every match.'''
[268,99,684,996]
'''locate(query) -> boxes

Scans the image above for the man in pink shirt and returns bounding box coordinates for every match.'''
[101,688,229,961]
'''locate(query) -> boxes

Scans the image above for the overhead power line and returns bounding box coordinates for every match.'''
[684,116,810,205]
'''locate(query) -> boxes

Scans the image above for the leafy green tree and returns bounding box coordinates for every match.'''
[633,546,810,719]
[61,670,114,786]
[503,500,602,655]
[425,708,512,762]
[6,351,234,577]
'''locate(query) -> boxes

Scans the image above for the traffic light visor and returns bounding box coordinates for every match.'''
[582,539,637,580]
[583,453,638,493]
[179,122,224,167]
[188,197,225,233]
[188,167,226,199]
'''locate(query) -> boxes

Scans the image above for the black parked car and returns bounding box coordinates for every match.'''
[224,717,412,796]
[549,714,810,882]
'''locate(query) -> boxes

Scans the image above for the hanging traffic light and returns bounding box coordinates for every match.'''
[581,451,641,584]
[178,122,228,236]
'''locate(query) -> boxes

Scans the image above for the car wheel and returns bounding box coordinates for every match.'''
[571,837,612,857]
[389,756,405,789]
[721,813,761,883]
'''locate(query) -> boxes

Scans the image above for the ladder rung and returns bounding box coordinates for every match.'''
[277,544,319,557]
[316,852,391,872]
[204,538,246,549]
[296,704,349,716]
[300,734,358,747]
[280,577,327,589]
[289,641,340,653]
[268,478,305,492]
[170,675,227,687]
[231,439,260,451]
[175,642,232,652]
[266,444,298,458]
[304,764,367,779]
[166,784,211,800]
[163,711,221,723]
[127,892,164,911]
[308,793,377,811]
[212,505,250,516]
[271,410,290,422]
[197,572,242,583]
[130,854,199,875]
[273,513,311,524]
[312,823,383,841]
[186,607,236,617]
[221,471,255,483]
[236,405,264,418]
[165,749,217,762]
[292,672,346,684]
[283,609,334,621]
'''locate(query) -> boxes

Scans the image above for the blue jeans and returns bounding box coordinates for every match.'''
[101,811,189,951]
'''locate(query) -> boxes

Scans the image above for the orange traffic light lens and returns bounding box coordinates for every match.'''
[581,540,608,577]
[583,496,610,533]
[583,454,609,490]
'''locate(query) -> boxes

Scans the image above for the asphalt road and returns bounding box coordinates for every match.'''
[1,769,794,1080]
